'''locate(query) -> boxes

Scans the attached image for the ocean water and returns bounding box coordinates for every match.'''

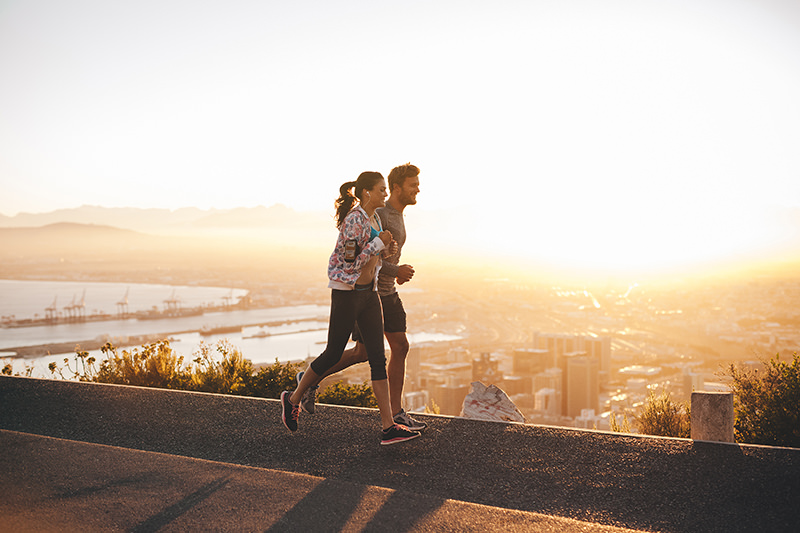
[0,279,249,320]
[0,279,461,378]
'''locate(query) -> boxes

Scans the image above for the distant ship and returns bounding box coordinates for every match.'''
[136,307,204,320]
[244,328,271,339]
[199,325,242,336]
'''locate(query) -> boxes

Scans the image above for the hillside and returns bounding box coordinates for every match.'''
[0,223,174,263]
[0,222,325,286]
[0,204,331,234]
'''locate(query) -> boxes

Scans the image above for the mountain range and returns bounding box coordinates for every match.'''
[0,205,331,234]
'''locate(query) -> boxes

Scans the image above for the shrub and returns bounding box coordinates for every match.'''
[93,341,190,390]
[609,412,632,433]
[190,340,253,395]
[725,352,800,448]
[241,358,305,399]
[424,398,441,415]
[636,390,691,438]
[44,340,381,409]
[316,380,377,408]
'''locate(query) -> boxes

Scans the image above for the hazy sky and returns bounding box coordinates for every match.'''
[1,0,799,274]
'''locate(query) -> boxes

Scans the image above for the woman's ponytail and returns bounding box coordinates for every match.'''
[334,181,357,228]
[333,172,384,228]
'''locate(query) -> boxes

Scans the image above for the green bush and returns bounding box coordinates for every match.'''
[240,358,305,399]
[47,340,305,399]
[44,340,385,410]
[726,352,800,448]
[191,340,253,395]
[609,412,632,433]
[86,341,190,389]
[635,390,691,438]
[317,380,377,408]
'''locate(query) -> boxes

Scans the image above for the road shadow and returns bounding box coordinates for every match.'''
[266,477,445,533]
[130,476,230,533]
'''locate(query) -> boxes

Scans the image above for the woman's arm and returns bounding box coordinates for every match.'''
[340,212,386,273]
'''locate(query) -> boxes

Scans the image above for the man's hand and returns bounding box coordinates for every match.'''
[396,264,415,285]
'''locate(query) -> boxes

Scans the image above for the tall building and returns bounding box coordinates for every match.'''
[433,378,470,416]
[534,388,560,416]
[405,345,423,392]
[584,336,611,383]
[557,351,584,415]
[512,348,552,375]
[532,332,577,360]
[500,375,531,396]
[533,367,562,396]
[566,356,599,418]
[473,352,501,384]
[583,337,611,381]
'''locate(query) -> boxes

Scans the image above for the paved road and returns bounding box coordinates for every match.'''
[1,431,642,532]
[2,376,799,532]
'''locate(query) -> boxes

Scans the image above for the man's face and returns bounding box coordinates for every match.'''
[395,175,420,206]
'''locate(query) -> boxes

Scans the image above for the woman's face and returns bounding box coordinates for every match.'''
[363,179,388,208]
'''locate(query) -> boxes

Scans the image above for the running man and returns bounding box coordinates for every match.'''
[297,163,426,431]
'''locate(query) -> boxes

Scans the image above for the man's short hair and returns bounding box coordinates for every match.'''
[387,163,420,192]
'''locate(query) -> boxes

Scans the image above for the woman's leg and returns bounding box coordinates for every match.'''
[290,367,321,406]
[371,378,394,430]
[295,290,355,404]
[355,291,393,429]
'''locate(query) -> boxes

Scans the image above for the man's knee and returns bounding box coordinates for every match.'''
[386,333,410,359]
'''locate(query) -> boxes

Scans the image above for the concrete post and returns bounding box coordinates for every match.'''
[691,391,735,443]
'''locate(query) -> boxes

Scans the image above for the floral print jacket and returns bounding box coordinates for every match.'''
[328,206,385,290]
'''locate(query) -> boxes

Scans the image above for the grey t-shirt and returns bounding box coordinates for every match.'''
[376,203,405,296]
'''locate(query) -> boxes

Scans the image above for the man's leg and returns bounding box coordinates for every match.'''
[298,321,372,413]
[385,331,410,416]
[315,341,368,382]
[380,292,427,430]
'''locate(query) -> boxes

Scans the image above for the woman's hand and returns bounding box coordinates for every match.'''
[379,230,393,246]
[383,240,399,257]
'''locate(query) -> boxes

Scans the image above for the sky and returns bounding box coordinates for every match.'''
[1,0,799,276]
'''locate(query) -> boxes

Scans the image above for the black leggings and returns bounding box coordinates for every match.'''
[310,288,387,381]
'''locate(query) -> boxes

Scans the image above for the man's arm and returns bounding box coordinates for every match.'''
[377,206,413,284]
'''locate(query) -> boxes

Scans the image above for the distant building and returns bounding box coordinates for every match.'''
[619,365,661,378]
[532,332,577,360]
[405,345,424,391]
[404,390,429,413]
[626,378,647,395]
[445,347,472,363]
[584,336,611,383]
[703,381,730,392]
[499,375,531,396]
[512,348,552,375]
[433,378,470,416]
[532,367,562,415]
[566,356,599,418]
[557,351,585,415]
[682,369,704,399]
[422,362,473,383]
[534,387,560,416]
[473,352,501,383]
[531,331,611,387]
[533,367,562,393]
[574,409,608,431]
